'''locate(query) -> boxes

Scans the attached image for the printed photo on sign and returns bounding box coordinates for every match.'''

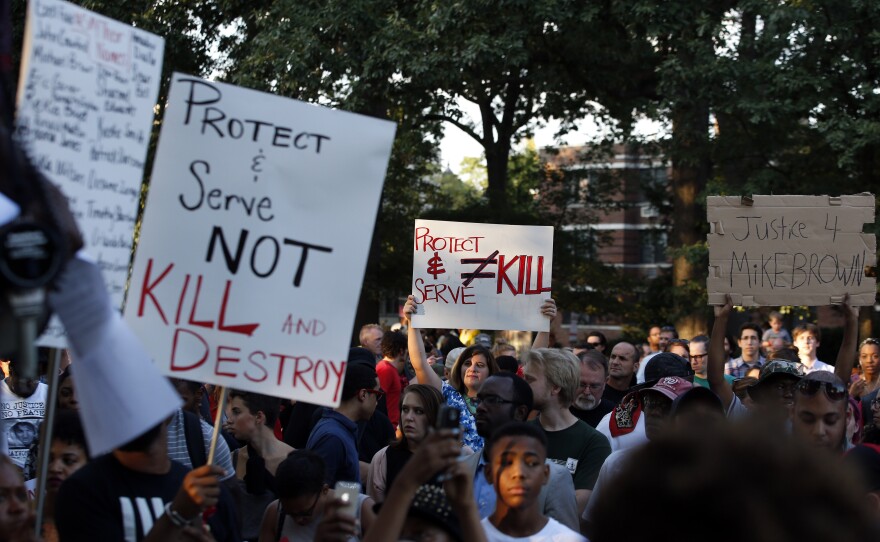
[410,219,554,331]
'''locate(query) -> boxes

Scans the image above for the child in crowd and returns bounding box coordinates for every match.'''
[762,311,792,351]
[482,422,586,542]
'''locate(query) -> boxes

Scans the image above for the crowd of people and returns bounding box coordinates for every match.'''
[2,292,880,542]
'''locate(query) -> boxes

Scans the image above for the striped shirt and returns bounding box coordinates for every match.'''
[166,409,234,480]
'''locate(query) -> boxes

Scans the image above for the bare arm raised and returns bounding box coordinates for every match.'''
[836,295,859,384]
[404,295,442,391]
[531,298,557,349]
[708,296,735,411]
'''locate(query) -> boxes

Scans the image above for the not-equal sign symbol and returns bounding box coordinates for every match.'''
[460,250,499,287]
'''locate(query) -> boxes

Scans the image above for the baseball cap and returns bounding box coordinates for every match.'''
[639,376,694,403]
[747,359,804,398]
[474,333,492,348]
[445,347,466,370]
[373,484,462,542]
[643,352,695,383]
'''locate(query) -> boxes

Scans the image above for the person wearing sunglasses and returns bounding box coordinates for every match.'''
[791,372,852,453]
[306,363,383,487]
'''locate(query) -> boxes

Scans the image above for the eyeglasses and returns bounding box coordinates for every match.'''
[578,383,604,391]
[362,388,386,399]
[472,395,516,407]
[286,492,321,519]
[795,379,847,402]
[690,353,708,362]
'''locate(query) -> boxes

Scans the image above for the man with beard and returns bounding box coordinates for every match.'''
[570,350,614,428]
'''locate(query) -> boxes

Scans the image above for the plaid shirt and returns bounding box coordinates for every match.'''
[724,355,766,378]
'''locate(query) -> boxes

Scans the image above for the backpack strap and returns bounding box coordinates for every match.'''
[275,500,285,541]
[182,410,207,469]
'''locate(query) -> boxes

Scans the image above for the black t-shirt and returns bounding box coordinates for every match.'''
[570,399,615,428]
[56,454,240,542]
[602,375,637,405]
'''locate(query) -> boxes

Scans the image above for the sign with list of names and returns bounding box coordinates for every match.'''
[124,74,396,407]
[15,0,164,346]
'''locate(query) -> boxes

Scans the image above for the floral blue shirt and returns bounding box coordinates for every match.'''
[441,381,484,453]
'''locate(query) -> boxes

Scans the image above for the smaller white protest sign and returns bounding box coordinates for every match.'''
[15,0,164,347]
[707,194,876,306]
[124,74,396,408]
[410,220,554,331]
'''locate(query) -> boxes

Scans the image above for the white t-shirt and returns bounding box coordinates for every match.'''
[597,410,648,453]
[482,517,587,542]
[0,379,48,478]
[581,448,636,524]
[802,359,834,374]
[635,352,659,384]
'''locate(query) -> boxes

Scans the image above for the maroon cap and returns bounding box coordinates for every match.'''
[639,376,694,402]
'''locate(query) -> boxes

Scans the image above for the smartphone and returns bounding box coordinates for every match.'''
[436,404,460,430]
[334,481,360,518]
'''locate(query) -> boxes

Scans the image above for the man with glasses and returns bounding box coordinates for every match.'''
[467,372,579,531]
[689,335,734,389]
[570,350,614,428]
[307,363,383,486]
[725,323,766,378]
[791,371,851,452]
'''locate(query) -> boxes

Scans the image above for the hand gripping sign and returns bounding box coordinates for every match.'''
[707,194,876,307]
[410,219,554,331]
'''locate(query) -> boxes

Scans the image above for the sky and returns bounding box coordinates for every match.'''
[438,98,667,175]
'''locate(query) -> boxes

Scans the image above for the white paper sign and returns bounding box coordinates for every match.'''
[124,74,396,407]
[410,219,554,331]
[15,0,164,346]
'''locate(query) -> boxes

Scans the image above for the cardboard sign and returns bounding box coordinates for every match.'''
[707,194,876,306]
[15,0,164,346]
[124,74,396,407]
[410,220,554,331]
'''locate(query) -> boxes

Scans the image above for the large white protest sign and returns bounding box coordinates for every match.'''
[707,194,876,307]
[16,0,164,346]
[410,220,554,331]
[124,74,396,407]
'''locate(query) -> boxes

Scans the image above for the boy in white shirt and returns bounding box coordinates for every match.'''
[482,422,587,542]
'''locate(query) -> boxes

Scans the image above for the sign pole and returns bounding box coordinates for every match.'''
[33,347,63,536]
[207,387,227,466]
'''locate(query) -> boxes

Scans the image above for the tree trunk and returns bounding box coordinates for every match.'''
[485,141,510,211]
[670,100,711,338]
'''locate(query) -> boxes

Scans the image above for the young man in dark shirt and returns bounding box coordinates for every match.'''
[56,420,239,541]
